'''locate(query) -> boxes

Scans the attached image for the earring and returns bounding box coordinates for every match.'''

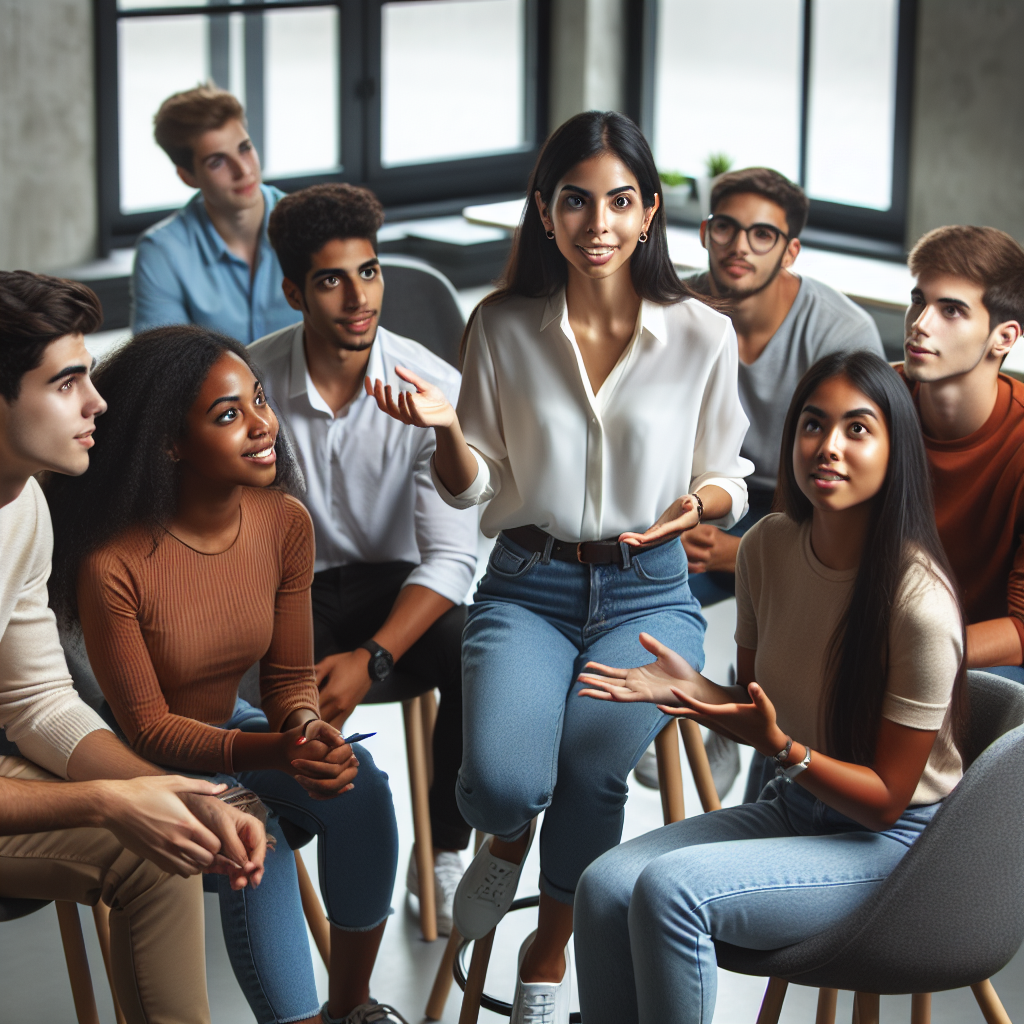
[638,231,648,243]
[546,230,555,240]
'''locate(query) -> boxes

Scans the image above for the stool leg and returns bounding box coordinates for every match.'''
[404,696,438,941]
[55,901,101,1024]
[295,849,331,967]
[654,721,686,824]
[91,901,126,1024]
[756,977,788,1024]
[421,688,438,788]
[425,926,462,1020]
[971,979,1012,1024]
[854,992,879,1024]
[815,987,838,1024]
[910,992,931,1024]
[679,719,722,812]
[458,928,495,1024]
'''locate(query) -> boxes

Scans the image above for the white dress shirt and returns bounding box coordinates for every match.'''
[249,322,478,606]
[434,289,753,542]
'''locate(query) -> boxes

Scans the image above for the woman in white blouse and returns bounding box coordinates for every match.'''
[369,110,751,1024]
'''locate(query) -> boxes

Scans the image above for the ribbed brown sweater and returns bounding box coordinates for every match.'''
[78,488,320,773]
[900,368,1024,658]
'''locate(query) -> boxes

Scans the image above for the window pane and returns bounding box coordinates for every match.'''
[263,8,341,177]
[805,0,898,210]
[653,0,802,181]
[381,0,526,167]
[118,15,208,214]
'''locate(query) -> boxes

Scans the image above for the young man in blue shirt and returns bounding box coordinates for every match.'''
[131,85,300,343]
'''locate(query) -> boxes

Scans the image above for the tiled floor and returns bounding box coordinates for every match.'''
[4,596,1023,1023]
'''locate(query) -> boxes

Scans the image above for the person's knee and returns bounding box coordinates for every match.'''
[576,850,634,927]
[455,768,549,838]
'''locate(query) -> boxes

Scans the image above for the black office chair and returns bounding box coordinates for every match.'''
[715,670,1024,1024]
[378,254,465,368]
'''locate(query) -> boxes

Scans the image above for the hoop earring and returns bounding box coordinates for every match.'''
[545,230,555,240]
[638,231,648,243]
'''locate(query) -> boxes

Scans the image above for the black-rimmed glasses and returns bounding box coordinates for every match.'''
[704,214,790,255]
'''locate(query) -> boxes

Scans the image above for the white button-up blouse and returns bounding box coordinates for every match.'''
[431,288,754,543]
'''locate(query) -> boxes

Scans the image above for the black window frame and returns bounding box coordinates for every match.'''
[626,0,917,255]
[94,0,550,253]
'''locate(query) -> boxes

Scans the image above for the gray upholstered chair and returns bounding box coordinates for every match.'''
[715,670,1024,1024]
[378,254,465,368]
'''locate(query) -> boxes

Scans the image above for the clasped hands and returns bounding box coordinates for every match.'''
[277,717,359,801]
[577,632,788,757]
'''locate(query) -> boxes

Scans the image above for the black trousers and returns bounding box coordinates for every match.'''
[311,561,471,851]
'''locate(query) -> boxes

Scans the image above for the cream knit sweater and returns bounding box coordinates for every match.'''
[0,476,110,778]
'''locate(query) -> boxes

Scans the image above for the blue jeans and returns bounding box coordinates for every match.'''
[984,664,1024,683]
[687,487,775,608]
[208,700,399,1024]
[458,534,706,904]
[575,779,941,1024]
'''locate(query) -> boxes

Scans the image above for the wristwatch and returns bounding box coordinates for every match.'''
[359,640,394,684]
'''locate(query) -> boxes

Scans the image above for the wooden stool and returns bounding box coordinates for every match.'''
[425,717,721,1022]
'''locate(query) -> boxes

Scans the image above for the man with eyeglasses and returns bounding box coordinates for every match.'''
[633,168,883,798]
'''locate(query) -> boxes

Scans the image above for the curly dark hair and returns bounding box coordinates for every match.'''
[268,183,385,288]
[0,271,103,401]
[45,325,303,624]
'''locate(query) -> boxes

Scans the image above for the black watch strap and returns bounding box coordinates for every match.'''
[358,640,394,681]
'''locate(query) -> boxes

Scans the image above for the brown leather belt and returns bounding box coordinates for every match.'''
[502,524,673,567]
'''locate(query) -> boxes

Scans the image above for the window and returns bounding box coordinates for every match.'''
[632,0,916,248]
[96,0,549,251]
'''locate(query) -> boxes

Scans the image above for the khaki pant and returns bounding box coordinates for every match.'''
[0,758,211,1024]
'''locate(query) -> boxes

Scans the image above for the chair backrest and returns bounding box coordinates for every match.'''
[0,898,50,923]
[377,255,465,369]
[745,672,1024,993]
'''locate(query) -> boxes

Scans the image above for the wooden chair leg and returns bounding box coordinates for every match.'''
[679,719,722,812]
[853,992,879,1024]
[403,696,438,941]
[294,849,331,967]
[457,928,495,1024]
[910,992,931,1024]
[425,926,462,1020]
[55,901,101,1024]
[91,901,126,1024]
[971,979,1012,1024]
[654,720,686,824]
[815,987,838,1024]
[421,687,438,788]
[756,977,789,1024]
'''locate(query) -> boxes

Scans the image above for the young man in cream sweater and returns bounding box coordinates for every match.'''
[0,270,266,1023]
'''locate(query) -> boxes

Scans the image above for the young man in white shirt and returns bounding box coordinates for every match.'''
[250,184,478,934]
[634,168,885,797]
[0,270,266,1022]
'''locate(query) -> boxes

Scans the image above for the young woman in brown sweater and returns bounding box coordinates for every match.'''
[47,326,405,1024]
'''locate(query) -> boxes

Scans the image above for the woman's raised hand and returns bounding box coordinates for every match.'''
[577,632,701,706]
[619,494,701,548]
[365,365,456,429]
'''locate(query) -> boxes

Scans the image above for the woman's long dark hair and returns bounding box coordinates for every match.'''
[460,110,701,363]
[775,350,968,764]
[46,325,303,625]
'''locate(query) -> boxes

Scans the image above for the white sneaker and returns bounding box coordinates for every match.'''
[452,821,536,940]
[510,930,571,1024]
[405,848,464,937]
[632,744,659,789]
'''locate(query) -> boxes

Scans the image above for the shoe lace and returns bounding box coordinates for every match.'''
[522,990,556,1024]
[467,860,515,906]
[346,1003,411,1024]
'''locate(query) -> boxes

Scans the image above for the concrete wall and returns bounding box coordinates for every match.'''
[549,0,627,129]
[907,0,1024,246]
[0,0,97,272]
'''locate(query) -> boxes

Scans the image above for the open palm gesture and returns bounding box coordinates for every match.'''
[577,632,702,707]
[365,365,455,429]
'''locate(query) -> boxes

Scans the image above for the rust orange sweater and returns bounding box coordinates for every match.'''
[901,369,1024,660]
[78,488,320,773]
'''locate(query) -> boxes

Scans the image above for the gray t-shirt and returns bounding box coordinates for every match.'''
[688,273,884,491]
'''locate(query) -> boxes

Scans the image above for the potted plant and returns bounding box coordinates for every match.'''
[658,169,696,222]
[696,152,733,219]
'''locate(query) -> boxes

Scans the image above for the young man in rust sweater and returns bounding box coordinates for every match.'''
[900,225,1024,680]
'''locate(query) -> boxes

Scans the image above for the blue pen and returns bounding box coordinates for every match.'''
[343,731,377,744]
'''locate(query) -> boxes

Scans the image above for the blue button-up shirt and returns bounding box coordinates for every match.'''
[130,184,301,344]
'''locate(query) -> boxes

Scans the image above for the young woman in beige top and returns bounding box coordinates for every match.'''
[574,350,967,1024]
